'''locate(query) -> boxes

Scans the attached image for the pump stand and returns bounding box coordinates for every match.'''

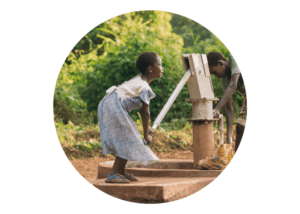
[152,54,221,168]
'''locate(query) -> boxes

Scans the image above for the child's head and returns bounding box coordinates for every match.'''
[207,51,230,78]
[136,52,163,78]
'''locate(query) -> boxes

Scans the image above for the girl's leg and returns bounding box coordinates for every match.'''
[108,156,127,175]
[235,123,245,152]
[107,156,139,181]
[118,157,127,175]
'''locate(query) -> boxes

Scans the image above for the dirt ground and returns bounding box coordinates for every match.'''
[70,151,193,183]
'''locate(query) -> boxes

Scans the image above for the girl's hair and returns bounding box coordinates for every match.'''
[206,51,227,67]
[136,52,158,74]
[207,51,231,79]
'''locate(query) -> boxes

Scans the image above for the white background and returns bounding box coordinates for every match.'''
[1,0,299,213]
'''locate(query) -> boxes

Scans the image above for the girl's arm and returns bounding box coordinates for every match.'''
[140,100,152,144]
[214,73,241,117]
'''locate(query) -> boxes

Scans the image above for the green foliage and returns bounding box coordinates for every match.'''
[54,87,81,125]
[70,11,165,57]
[57,115,237,159]
[54,61,97,124]
[160,118,191,131]
[75,141,102,153]
[55,11,245,125]
[170,14,213,47]
[55,121,102,158]
[72,11,189,122]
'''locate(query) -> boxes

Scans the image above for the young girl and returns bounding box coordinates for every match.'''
[97,52,163,183]
[207,51,246,152]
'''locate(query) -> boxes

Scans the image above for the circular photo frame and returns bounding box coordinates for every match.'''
[54,10,247,203]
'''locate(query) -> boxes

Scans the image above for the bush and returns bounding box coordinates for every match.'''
[55,11,244,124]
[70,11,192,123]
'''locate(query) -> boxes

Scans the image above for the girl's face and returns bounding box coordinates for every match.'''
[209,60,227,78]
[150,56,164,78]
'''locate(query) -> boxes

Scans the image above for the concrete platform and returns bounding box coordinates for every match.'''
[98,159,222,179]
[92,176,215,203]
[94,159,222,203]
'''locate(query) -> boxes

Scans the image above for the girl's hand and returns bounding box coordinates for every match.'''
[148,126,156,136]
[213,109,220,118]
[145,135,153,145]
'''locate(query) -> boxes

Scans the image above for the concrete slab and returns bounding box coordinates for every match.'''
[92,176,215,203]
[98,159,222,179]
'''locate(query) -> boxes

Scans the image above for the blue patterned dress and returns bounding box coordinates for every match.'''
[97,75,159,162]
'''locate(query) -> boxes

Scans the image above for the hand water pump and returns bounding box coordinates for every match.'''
[152,54,223,167]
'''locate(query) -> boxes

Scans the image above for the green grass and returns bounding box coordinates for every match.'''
[55,117,235,159]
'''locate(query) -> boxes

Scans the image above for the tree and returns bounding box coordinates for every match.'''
[55,11,244,124]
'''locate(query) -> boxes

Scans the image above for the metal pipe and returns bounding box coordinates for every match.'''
[152,70,192,129]
[193,121,214,167]
[217,114,224,145]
